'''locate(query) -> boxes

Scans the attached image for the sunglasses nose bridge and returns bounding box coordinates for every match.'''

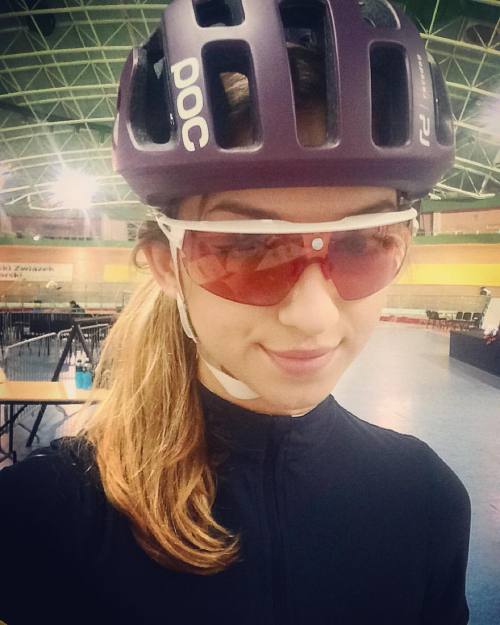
[302,233,331,255]
[301,233,332,280]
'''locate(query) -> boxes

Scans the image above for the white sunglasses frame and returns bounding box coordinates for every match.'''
[154,206,418,247]
[154,204,418,291]
[151,206,418,341]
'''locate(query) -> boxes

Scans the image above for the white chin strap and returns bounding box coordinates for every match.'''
[176,294,309,413]
[200,356,261,400]
[175,295,260,400]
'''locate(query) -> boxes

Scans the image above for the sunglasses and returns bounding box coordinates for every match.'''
[154,207,417,306]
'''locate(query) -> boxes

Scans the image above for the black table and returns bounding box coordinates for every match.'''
[449,329,500,376]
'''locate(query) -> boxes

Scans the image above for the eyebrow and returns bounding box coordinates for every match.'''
[206,198,398,220]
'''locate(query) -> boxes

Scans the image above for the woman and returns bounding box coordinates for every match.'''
[0,1,470,624]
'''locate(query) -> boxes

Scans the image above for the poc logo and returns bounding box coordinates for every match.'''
[419,113,431,147]
[171,57,209,152]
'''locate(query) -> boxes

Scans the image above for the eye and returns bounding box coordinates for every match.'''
[378,234,398,250]
[333,233,368,255]
[211,234,268,253]
[332,226,406,256]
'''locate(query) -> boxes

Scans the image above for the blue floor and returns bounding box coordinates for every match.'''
[2,323,499,624]
[335,323,500,625]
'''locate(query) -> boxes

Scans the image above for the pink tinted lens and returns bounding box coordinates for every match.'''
[327,222,411,300]
[182,223,411,305]
[182,232,304,305]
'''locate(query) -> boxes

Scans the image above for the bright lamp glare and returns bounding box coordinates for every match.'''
[478,100,500,138]
[51,169,97,210]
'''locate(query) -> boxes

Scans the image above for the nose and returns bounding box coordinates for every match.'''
[277,262,341,336]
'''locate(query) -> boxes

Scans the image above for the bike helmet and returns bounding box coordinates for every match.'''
[112,0,455,206]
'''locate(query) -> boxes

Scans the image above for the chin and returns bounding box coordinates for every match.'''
[254,378,335,415]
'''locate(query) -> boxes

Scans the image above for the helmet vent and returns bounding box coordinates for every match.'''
[130,30,173,145]
[279,1,338,146]
[203,41,261,148]
[427,54,454,146]
[193,0,244,27]
[370,45,409,146]
[358,0,400,29]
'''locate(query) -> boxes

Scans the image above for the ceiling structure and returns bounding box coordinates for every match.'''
[0,0,499,236]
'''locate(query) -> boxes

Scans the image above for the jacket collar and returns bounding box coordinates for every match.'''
[198,382,338,460]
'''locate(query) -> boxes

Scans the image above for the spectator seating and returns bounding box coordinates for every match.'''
[426,310,484,332]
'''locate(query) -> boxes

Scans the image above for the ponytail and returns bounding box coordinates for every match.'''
[80,269,239,574]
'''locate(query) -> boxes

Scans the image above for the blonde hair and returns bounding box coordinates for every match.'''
[80,232,239,573]
[77,47,328,575]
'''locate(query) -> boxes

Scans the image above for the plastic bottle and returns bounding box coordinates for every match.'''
[82,361,93,389]
[75,359,83,389]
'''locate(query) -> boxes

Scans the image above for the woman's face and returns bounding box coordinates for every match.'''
[151,184,399,416]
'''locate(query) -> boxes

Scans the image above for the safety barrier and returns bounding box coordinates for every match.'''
[0,319,113,446]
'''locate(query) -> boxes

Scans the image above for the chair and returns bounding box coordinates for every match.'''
[429,311,447,330]
[451,311,464,331]
[425,310,433,328]
[471,312,483,329]
[460,312,472,331]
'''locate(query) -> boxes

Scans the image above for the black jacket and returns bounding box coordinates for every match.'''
[0,385,470,625]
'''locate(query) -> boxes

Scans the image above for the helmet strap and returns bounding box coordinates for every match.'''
[199,355,260,401]
[175,287,311,410]
[174,285,261,401]
[175,293,198,342]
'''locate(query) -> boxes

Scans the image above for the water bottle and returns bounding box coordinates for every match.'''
[82,361,93,389]
[75,359,84,389]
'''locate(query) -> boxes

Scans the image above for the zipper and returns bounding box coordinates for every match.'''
[263,421,291,625]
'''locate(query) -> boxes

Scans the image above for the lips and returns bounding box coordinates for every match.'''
[262,345,337,376]
[267,348,333,359]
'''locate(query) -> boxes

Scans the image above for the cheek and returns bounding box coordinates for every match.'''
[344,290,386,345]
[185,279,263,350]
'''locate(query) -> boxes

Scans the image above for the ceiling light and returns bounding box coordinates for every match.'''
[50,168,98,210]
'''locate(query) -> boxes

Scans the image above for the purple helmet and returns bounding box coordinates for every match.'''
[112,0,455,205]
